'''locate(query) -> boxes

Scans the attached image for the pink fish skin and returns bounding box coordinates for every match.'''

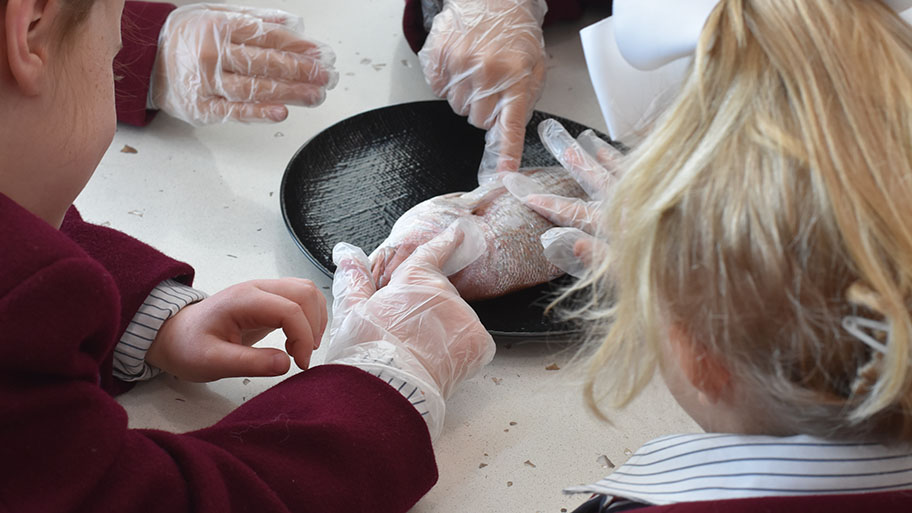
[369,167,587,301]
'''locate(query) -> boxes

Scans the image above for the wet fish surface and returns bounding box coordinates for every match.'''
[370,167,587,301]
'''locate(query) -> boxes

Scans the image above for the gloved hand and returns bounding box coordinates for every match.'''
[503,119,622,277]
[326,218,496,439]
[148,278,328,382]
[149,3,339,125]
[419,0,549,182]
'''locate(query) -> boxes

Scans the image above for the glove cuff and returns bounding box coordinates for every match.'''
[325,340,447,440]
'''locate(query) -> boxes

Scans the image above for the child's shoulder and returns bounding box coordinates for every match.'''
[0,195,92,295]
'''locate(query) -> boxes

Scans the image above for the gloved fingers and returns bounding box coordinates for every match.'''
[196,97,288,123]
[538,119,614,198]
[331,242,377,322]
[216,73,327,106]
[502,171,601,233]
[478,95,531,182]
[576,129,624,171]
[501,170,544,198]
[228,18,335,63]
[528,194,600,233]
[392,218,486,285]
[540,227,597,278]
[222,44,338,87]
[189,4,306,30]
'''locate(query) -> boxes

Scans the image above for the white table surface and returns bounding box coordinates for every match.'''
[77,0,699,510]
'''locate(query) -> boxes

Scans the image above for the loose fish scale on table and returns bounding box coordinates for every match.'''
[369,167,588,301]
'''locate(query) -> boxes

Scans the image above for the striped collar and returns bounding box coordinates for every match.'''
[564,433,912,506]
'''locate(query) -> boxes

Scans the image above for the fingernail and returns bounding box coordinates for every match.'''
[268,106,287,122]
[325,70,340,90]
[541,227,588,279]
[502,172,545,200]
[273,353,290,374]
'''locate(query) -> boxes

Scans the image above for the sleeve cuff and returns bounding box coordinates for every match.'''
[112,278,207,382]
[329,342,446,440]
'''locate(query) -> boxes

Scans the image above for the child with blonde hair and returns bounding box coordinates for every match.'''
[542,0,912,510]
[500,0,912,510]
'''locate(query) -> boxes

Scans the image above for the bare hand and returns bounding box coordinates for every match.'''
[148,278,327,382]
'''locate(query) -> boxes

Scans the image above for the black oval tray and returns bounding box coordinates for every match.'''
[281,100,607,338]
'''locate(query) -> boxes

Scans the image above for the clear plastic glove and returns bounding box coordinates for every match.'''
[503,119,622,277]
[147,278,328,382]
[150,3,339,125]
[419,0,549,182]
[326,218,496,439]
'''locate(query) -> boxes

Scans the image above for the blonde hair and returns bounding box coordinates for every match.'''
[579,0,912,442]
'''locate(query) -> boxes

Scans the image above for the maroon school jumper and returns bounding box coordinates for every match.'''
[402,0,614,52]
[0,195,437,512]
[115,1,177,126]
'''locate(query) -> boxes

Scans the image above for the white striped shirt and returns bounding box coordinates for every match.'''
[112,279,207,381]
[564,433,912,506]
[352,358,432,419]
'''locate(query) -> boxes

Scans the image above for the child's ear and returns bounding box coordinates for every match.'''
[4,0,58,95]
[668,324,733,405]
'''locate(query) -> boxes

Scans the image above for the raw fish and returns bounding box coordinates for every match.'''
[369,167,587,301]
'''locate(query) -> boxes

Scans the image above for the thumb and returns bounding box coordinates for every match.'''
[195,341,291,381]
[331,242,377,324]
[404,218,486,276]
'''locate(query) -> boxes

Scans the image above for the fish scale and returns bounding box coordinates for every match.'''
[369,167,587,301]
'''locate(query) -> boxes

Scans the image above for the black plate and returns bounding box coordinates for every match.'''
[281,100,607,338]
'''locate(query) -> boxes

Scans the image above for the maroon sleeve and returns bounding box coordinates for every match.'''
[60,206,193,394]
[403,0,426,53]
[0,196,437,512]
[115,1,177,126]
[0,285,437,513]
[403,0,613,53]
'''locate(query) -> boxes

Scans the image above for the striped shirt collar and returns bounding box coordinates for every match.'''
[564,433,912,506]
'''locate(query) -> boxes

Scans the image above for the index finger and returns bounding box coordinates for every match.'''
[222,45,336,86]
[230,19,334,59]
[193,4,304,28]
[477,96,530,182]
